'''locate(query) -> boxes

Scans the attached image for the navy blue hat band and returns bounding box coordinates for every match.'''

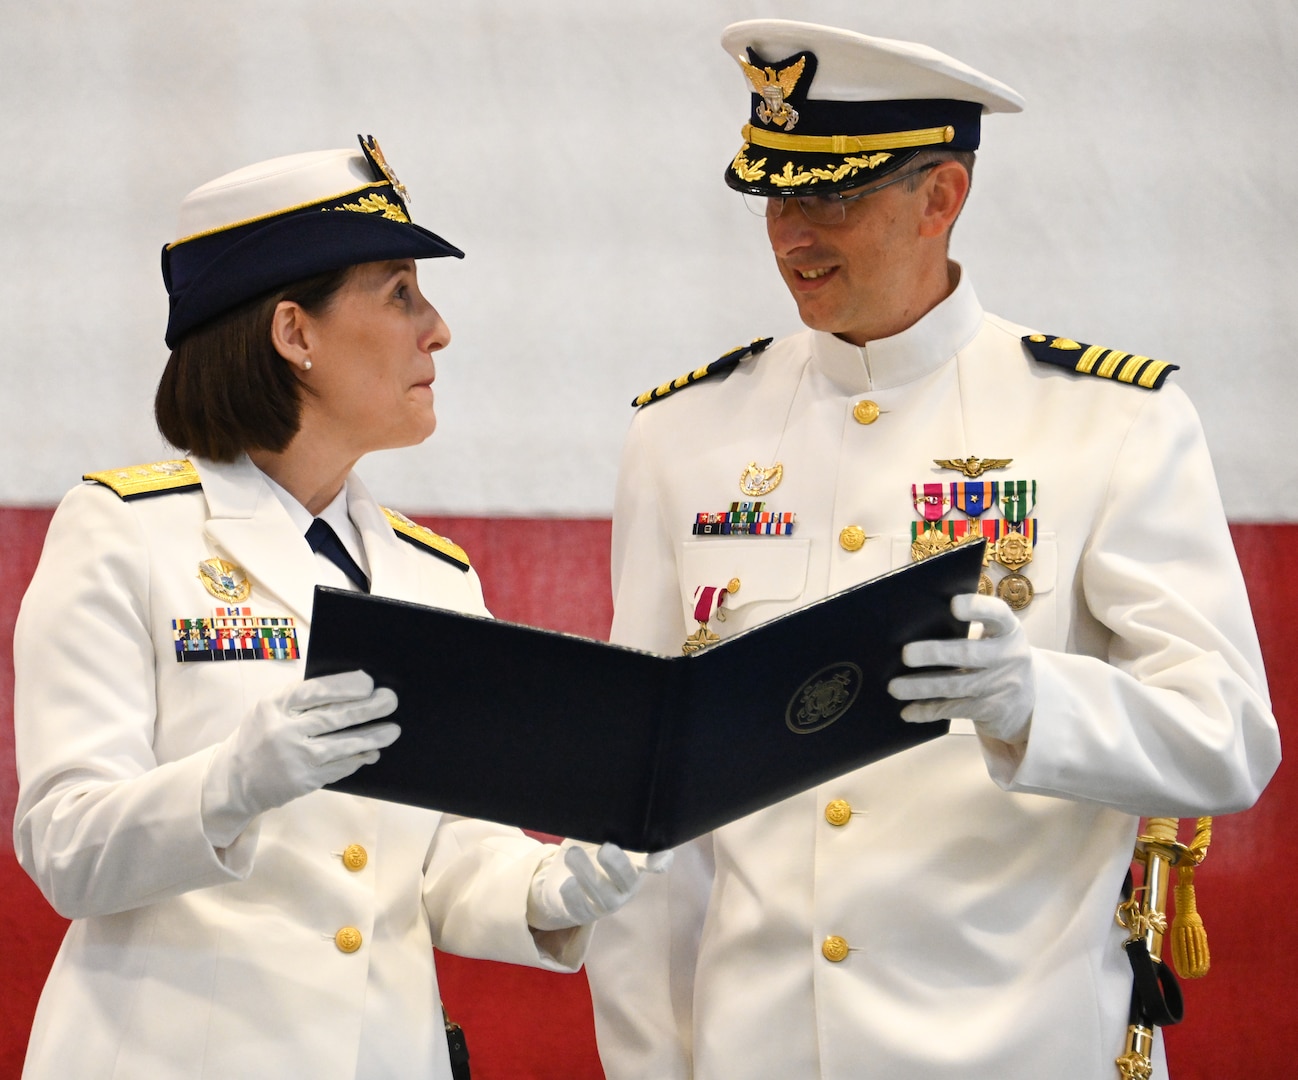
[162,197,462,348]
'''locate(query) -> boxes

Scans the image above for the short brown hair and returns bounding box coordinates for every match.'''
[155,267,351,461]
[904,149,976,190]
[904,150,976,246]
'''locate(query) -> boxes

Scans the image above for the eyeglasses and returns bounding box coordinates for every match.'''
[743,162,941,225]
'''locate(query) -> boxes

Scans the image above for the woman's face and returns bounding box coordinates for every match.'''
[296,259,450,457]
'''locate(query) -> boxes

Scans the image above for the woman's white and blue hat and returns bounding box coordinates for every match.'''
[161,136,462,347]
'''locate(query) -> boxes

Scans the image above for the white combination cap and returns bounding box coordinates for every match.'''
[720,20,1023,195]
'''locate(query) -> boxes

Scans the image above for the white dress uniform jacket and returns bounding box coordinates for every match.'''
[13,455,589,1080]
[585,270,1279,1079]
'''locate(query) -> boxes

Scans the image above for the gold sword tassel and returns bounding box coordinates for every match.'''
[1169,817,1213,980]
[1114,817,1213,1079]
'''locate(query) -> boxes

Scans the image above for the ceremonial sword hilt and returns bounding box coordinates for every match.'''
[1114,817,1213,1079]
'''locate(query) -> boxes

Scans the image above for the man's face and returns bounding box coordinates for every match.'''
[763,171,936,345]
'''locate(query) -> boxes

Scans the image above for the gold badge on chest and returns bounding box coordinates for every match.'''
[932,455,1012,479]
[739,461,784,497]
[198,558,251,603]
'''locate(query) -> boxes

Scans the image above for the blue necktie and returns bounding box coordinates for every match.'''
[306,518,370,593]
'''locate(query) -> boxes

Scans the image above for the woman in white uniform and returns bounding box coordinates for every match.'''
[12,136,666,1079]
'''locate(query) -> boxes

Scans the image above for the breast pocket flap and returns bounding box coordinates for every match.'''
[678,538,810,626]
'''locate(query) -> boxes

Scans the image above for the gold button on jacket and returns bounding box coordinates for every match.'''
[824,800,852,827]
[839,526,866,552]
[822,936,850,963]
[852,400,880,424]
[334,927,363,953]
[341,844,368,872]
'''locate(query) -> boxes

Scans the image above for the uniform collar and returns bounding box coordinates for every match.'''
[258,468,370,579]
[191,456,310,620]
[193,453,278,520]
[809,263,983,394]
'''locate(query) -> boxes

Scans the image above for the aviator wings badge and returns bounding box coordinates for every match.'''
[933,456,1013,479]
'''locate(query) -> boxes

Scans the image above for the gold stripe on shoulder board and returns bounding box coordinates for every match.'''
[1022,334,1179,390]
[632,337,773,408]
[382,507,471,571]
[84,459,201,499]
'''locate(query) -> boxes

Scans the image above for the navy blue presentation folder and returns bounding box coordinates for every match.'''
[308,541,984,850]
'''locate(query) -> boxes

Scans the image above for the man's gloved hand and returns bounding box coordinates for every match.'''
[527,839,674,931]
[888,592,1035,744]
[202,670,399,845]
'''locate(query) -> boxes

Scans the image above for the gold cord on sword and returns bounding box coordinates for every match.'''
[1114,817,1213,1079]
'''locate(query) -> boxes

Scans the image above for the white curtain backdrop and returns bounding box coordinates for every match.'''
[2,0,1294,519]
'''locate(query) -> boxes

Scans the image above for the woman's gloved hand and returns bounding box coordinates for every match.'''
[527,838,673,931]
[202,670,399,845]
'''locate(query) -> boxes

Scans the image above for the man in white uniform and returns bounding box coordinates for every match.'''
[584,20,1281,1080]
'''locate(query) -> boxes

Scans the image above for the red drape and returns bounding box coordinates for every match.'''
[2,509,1292,1079]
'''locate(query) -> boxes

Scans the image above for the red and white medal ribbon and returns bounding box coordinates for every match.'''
[692,584,729,625]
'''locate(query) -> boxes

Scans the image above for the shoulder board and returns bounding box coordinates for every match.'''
[382,507,471,571]
[632,337,773,408]
[1023,334,1178,390]
[83,459,201,499]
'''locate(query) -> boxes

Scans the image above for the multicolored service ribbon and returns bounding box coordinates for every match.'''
[173,610,299,662]
[693,500,795,535]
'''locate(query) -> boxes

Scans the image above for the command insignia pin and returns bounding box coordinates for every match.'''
[198,558,251,603]
[740,461,784,497]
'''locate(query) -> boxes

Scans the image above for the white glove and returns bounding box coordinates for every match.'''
[202,670,399,845]
[526,839,674,931]
[887,592,1035,745]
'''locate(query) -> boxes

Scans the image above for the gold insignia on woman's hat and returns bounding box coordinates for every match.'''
[360,135,411,208]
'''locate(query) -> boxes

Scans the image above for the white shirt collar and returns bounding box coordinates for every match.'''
[257,468,370,578]
[809,264,984,394]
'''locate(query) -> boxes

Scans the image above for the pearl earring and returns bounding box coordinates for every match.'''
[303,359,312,371]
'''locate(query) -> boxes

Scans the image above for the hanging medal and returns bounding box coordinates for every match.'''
[999,480,1036,529]
[996,480,1037,610]
[682,579,740,654]
[910,482,954,562]
[953,480,997,522]
[953,480,998,594]
[981,518,1008,597]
